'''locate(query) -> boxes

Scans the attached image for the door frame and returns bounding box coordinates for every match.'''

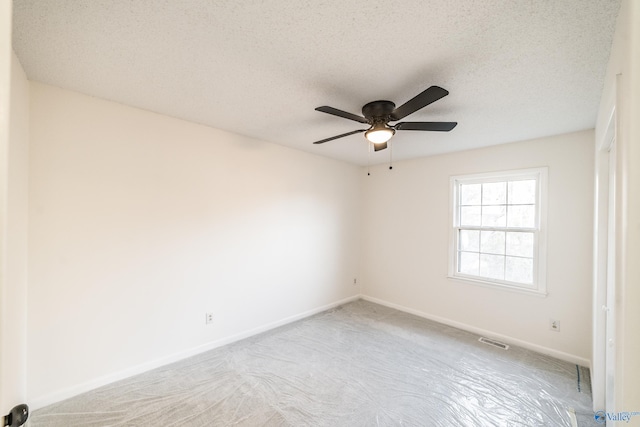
[592,105,617,412]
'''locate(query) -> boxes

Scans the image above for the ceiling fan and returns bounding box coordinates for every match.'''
[313,85,457,151]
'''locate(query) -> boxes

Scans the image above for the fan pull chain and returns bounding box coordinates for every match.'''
[367,141,371,176]
[389,139,393,170]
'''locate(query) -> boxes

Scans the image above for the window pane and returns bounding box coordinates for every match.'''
[482,182,507,205]
[480,231,505,255]
[459,252,479,275]
[452,169,545,291]
[505,256,533,284]
[460,183,481,205]
[508,180,536,205]
[480,254,504,280]
[482,205,507,227]
[459,230,480,252]
[461,206,481,226]
[507,205,535,228]
[506,232,534,257]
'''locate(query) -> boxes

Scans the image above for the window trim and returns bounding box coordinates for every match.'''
[448,167,548,296]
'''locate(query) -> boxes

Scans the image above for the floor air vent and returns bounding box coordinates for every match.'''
[478,337,509,350]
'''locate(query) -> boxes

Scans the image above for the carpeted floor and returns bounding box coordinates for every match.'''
[31,300,597,426]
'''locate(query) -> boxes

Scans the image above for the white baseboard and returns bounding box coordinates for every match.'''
[360,295,591,368]
[30,294,360,410]
[31,293,589,410]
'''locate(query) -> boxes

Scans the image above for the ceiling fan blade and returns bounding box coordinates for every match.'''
[315,106,369,124]
[312,129,366,145]
[373,142,387,152]
[395,121,458,131]
[390,86,449,121]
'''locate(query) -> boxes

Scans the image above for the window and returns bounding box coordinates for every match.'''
[449,168,548,295]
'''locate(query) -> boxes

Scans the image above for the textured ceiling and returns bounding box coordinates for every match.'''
[12,0,621,165]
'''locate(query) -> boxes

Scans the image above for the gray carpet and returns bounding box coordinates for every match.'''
[31,300,597,426]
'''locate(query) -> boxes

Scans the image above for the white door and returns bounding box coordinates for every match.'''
[0,0,14,418]
[604,140,616,414]
[1,2,29,424]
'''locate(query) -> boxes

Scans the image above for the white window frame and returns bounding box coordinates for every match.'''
[448,167,548,296]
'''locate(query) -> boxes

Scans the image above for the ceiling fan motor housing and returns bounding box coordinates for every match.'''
[362,100,396,123]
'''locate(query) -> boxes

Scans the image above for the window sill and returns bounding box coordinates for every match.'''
[447,275,548,298]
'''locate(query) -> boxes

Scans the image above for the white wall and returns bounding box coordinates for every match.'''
[0,0,30,414]
[595,0,640,417]
[27,82,362,407]
[361,130,594,364]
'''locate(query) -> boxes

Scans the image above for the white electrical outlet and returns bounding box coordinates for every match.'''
[205,313,214,325]
[550,319,560,332]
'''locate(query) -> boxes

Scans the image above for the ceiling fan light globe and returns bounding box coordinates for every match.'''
[365,127,395,144]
